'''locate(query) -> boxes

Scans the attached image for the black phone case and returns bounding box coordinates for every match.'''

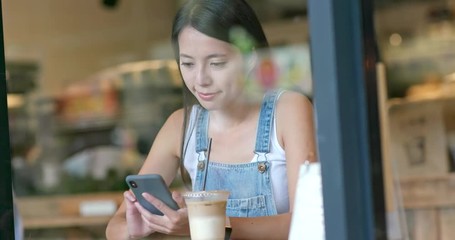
[125,174,179,215]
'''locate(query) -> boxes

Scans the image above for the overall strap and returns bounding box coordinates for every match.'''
[254,90,281,155]
[195,89,282,155]
[195,106,209,154]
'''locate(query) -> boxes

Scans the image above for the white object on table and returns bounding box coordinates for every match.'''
[79,200,117,216]
[289,162,325,240]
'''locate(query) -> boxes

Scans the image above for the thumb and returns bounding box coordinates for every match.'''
[124,191,139,212]
[172,191,186,208]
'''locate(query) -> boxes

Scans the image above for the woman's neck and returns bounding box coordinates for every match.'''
[209,102,259,132]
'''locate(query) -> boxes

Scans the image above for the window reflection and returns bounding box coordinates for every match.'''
[6,0,455,238]
[376,1,455,239]
[4,0,311,238]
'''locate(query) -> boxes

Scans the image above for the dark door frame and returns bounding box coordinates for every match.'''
[0,0,15,239]
[0,0,386,239]
[308,0,386,239]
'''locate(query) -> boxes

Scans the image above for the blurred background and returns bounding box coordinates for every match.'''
[3,0,455,239]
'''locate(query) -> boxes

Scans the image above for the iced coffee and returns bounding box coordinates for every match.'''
[183,190,229,240]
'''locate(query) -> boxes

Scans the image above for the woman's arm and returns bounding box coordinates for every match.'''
[106,109,187,239]
[229,91,317,240]
[104,200,131,240]
[279,91,317,211]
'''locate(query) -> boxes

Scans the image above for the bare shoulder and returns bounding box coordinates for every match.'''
[159,109,184,142]
[276,90,313,115]
[275,90,317,161]
[167,108,185,125]
[162,108,185,136]
[143,108,184,161]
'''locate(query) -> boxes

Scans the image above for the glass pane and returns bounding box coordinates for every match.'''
[375,0,455,239]
[4,1,183,238]
[4,0,315,239]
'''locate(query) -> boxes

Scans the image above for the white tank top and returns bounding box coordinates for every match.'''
[183,104,289,214]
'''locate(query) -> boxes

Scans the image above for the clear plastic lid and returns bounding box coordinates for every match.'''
[182,190,230,202]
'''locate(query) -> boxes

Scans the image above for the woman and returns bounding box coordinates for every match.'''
[106,0,317,239]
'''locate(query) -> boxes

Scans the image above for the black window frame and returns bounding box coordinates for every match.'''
[0,1,15,239]
[0,0,386,239]
[308,0,386,239]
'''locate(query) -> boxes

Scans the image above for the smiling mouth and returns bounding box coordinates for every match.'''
[197,92,217,101]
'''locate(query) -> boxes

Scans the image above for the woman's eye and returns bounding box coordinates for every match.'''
[180,62,194,68]
[211,62,226,67]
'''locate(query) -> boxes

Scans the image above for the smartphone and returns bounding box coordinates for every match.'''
[125,174,179,215]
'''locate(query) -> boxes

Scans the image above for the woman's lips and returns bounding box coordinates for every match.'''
[197,92,217,101]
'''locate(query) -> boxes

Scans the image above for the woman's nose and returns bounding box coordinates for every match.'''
[195,65,211,86]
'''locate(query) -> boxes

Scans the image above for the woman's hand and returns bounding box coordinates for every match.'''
[124,190,190,238]
[124,191,153,239]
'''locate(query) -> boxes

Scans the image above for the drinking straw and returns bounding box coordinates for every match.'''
[203,138,212,191]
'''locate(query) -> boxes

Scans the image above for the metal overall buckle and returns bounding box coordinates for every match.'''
[197,151,206,170]
[256,152,268,174]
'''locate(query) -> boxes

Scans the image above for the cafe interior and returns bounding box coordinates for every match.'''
[3,0,455,239]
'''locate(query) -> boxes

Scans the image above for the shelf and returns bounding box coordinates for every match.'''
[388,94,455,109]
[23,216,114,229]
[16,191,124,230]
[55,117,118,134]
[400,173,455,209]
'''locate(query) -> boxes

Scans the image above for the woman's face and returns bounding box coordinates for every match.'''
[178,26,246,110]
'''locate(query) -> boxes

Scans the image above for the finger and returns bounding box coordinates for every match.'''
[140,216,173,235]
[125,199,142,222]
[134,200,155,219]
[134,201,170,232]
[142,192,177,217]
[124,190,136,202]
[172,191,186,208]
[124,191,138,213]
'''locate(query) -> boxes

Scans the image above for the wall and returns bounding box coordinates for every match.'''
[2,0,176,96]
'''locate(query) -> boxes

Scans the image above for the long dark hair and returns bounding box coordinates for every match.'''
[171,0,269,189]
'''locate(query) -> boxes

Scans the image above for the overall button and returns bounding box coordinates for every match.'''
[258,162,267,173]
[197,161,205,170]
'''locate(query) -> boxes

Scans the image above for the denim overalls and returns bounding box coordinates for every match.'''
[193,90,280,217]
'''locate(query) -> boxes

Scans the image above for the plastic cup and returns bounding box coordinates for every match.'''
[183,190,230,240]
